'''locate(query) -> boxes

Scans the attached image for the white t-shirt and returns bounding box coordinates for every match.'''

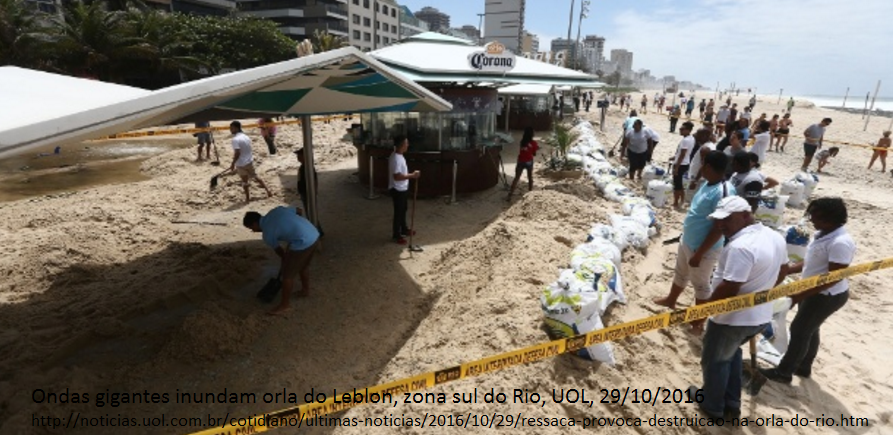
[625,128,659,153]
[231,132,253,168]
[688,141,716,179]
[803,226,856,296]
[388,152,409,191]
[711,223,787,326]
[751,131,771,163]
[495,99,504,113]
[716,109,730,123]
[740,111,752,121]
[674,135,696,166]
[730,168,766,198]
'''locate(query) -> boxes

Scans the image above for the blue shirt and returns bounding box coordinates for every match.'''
[260,206,319,251]
[739,127,750,141]
[681,181,734,252]
[623,116,640,132]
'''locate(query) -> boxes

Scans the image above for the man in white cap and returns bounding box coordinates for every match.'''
[691,196,787,420]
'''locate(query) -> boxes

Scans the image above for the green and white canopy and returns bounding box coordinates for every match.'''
[0,47,452,158]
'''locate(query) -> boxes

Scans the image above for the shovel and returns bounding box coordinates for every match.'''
[742,336,767,395]
[210,168,232,190]
[210,131,221,166]
[408,179,423,255]
[608,133,624,158]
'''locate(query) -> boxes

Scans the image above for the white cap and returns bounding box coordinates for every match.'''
[708,196,752,220]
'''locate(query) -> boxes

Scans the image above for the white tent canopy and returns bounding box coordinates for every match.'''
[497,84,554,96]
[0,47,452,159]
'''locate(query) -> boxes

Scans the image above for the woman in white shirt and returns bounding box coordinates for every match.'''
[760,197,856,384]
[750,119,772,163]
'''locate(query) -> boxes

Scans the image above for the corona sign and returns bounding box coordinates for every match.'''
[468,41,516,72]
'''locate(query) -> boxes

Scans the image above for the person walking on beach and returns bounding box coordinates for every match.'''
[508,127,539,200]
[390,136,420,244]
[641,94,648,113]
[698,99,707,120]
[726,104,739,137]
[654,151,733,333]
[786,97,795,113]
[751,119,772,164]
[748,95,757,111]
[761,197,855,385]
[768,114,780,137]
[692,196,786,419]
[687,128,716,190]
[671,121,696,208]
[774,113,793,152]
[867,130,891,172]
[259,117,278,155]
[802,118,832,171]
[715,105,729,138]
[229,121,272,202]
[658,95,666,114]
[195,121,212,161]
[669,105,682,133]
[624,120,659,181]
[243,206,320,315]
[686,98,696,119]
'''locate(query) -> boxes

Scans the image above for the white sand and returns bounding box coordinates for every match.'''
[0,93,890,434]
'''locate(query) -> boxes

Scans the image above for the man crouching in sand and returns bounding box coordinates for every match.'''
[244,206,320,315]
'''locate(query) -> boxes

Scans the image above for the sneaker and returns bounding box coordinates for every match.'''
[394,237,408,245]
[758,367,792,384]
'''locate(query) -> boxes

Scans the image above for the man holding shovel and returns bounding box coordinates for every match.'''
[230,121,272,202]
[243,206,320,315]
[389,135,420,245]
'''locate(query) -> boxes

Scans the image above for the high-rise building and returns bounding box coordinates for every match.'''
[239,0,348,41]
[459,25,480,42]
[441,27,478,43]
[520,31,539,54]
[550,38,583,64]
[482,0,525,54]
[398,5,430,39]
[609,49,633,76]
[582,35,604,72]
[346,0,401,51]
[174,0,237,16]
[414,6,450,32]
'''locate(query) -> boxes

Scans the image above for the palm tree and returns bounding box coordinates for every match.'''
[124,8,205,80]
[310,29,346,53]
[0,0,54,68]
[51,0,152,82]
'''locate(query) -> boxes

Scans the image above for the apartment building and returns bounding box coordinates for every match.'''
[482,0,525,53]
[347,0,400,51]
[239,0,349,41]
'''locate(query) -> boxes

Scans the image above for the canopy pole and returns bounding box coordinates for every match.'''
[505,97,511,132]
[301,115,318,227]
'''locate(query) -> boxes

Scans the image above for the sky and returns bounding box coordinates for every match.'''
[397,0,894,98]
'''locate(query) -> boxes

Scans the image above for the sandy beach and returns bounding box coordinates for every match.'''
[0,91,891,434]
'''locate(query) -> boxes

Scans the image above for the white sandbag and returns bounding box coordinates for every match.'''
[610,214,650,250]
[780,224,812,262]
[574,256,626,307]
[646,180,673,208]
[604,182,634,202]
[541,277,617,365]
[593,174,617,191]
[641,164,667,187]
[566,153,584,166]
[616,166,629,178]
[795,171,819,198]
[780,180,804,207]
[587,224,628,252]
[755,193,788,229]
[620,197,652,214]
[571,239,622,269]
[629,206,657,228]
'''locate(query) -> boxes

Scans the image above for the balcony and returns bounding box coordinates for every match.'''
[305,2,348,18]
[308,21,349,36]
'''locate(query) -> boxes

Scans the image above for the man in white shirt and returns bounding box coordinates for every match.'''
[687,127,716,188]
[715,105,730,138]
[229,121,272,202]
[693,196,787,419]
[623,120,659,180]
[389,135,421,244]
[761,197,855,385]
[750,119,771,163]
[672,122,696,208]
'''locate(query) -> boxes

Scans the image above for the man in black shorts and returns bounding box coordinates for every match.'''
[194,120,212,161]
[623,119,660,180]
[802,118,831,171]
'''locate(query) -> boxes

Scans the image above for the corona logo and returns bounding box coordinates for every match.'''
[485,42,505,54]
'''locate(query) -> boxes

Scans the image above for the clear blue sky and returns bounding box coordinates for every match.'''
[398,0,894,98]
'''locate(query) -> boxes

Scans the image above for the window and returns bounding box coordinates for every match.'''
[374,2,379,12]
[363,17,370,27]
[383,37,389,44]
[352,0,358,4]
[382,5,388,14]
[362,0,369,8]
[391,24,397,33]
[375,21,379,29]
[391,9,396,17]
[352,14,360,24]
[363,32,371,41]
[353,30,360,39]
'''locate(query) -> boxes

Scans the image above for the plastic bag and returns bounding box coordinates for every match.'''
[755,192,788,229]
[794,171,819,198]
[780,224,811,262]
[610,214,650,250]
[646,180,673,208]
[604,182,634,202]
[780,180,804,207]
[587,224,627,252]
[572,239,622,269]
[642,164,667,187]
[541,273,617,365]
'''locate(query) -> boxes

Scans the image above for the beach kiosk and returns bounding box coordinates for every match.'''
[360,33,602,197]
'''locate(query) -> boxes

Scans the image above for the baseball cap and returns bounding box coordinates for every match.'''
[708,196,751,220]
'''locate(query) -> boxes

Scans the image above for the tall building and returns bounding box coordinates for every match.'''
[482,0,525,54]
[582,35,604,72]
[550,38,583,64]
[347,0,401,51]
[174,0,237,16]
[239,0,348,41]
[458,25,480,42]
[609,49,633,76]
[414,6,450,32]
[398,5,430,39]
[520,31,539,54]
[441,27,477,43]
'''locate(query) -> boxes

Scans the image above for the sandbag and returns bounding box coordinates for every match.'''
[794,171,819,198]
[571,239,622,269]
[604,182,634,202]
[587,223,627,252]
[756,296,793,367]
[593,174,617,191]
[610,214,650,250]
[642,164,667,187]
[573,256,626,309]
[541,275,617,365]
[780,224,811,262]
[780,180,804,207]
[755,192,788,229]
[646,180,673,208]
[620,197,652,214]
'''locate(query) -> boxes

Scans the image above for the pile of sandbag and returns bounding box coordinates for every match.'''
[755,191,789,229]
[780,171,820,207]
[541,120,664,365]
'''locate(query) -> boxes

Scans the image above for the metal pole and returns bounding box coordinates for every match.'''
[366,155,379,199]
[777,88,782,104]
[566,0,575,65]
[301,115,318,226]
[714,81,719,102]
[842,87,849,108]
[450,160,458,204]
[573,6,584,70]
[863,80,881,131]
[372,0,377,50]
[505,97,511,132]
[862,92,870,119]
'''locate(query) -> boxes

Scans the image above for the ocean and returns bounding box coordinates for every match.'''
[798,95,893,112]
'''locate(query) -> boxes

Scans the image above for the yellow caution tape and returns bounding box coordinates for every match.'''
[186,257,892,435]
[92,114,355,141]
